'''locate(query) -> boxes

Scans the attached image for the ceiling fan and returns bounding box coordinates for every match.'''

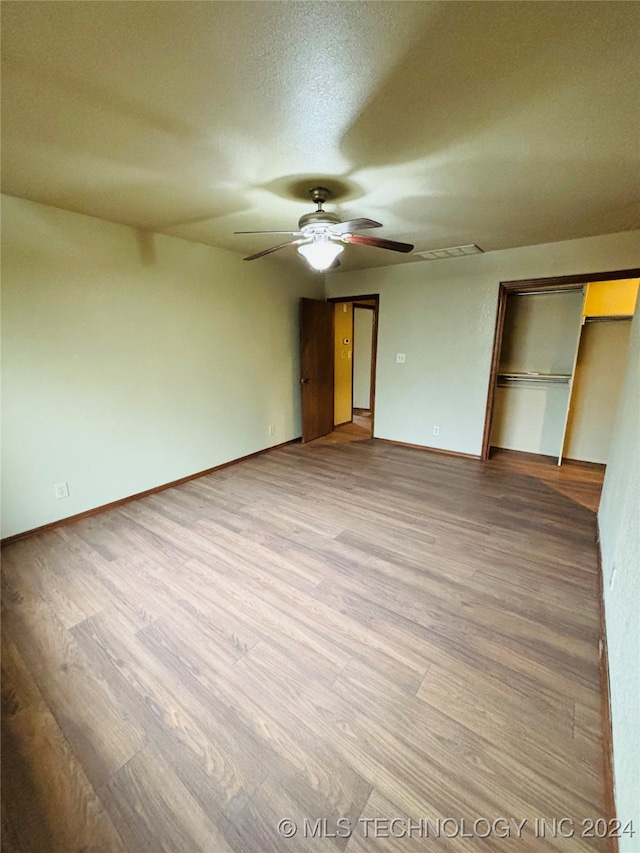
[234,186,414,271]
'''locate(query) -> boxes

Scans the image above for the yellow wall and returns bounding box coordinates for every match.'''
[334,302,353,425]
[583,278,639,317]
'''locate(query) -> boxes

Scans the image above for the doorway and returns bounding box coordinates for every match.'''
[329,294,379,442]
[299,295,379,444]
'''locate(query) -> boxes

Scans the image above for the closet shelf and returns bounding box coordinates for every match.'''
[498,372,571,386]
[584,314,633,324]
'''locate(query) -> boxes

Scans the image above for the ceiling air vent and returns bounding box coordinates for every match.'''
[416,244,484,260]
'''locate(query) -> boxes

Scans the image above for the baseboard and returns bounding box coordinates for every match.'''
[595,523,619,853]
[334,419,353,428]
[1,437,301,547]
[489,446,606,470]
[489,445,560,463]
[374,437,481,460]
[561,455,607,469]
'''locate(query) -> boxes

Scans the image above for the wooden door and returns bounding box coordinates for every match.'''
[300,297,334,442]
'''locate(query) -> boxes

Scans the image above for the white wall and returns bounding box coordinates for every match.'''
[598,308,640,849]
[353,307,373,410]
[325,231,640,455]
[1,195,322,538]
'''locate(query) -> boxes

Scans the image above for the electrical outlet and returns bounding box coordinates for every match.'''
[55,481,70,499]
[396,353,406,363]
[433,425,440,436]
[268,424,276,436]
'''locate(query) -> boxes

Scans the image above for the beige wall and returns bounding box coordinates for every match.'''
[325,230,640,455]
[1,195,322,538]
[565,320,632,464]
[598,308,640,849]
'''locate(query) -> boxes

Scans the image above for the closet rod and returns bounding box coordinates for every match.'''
[497,374,571,385]
[512,287,584,296]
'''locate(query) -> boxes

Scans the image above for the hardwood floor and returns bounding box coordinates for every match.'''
[316,411,373,445]
[352,410,373,434]
[1,441,610,852]
[489,447,605,513]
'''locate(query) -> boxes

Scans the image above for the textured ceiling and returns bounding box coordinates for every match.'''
[2,1,639,272]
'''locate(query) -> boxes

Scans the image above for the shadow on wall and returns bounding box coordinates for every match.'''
[135,229,156,266]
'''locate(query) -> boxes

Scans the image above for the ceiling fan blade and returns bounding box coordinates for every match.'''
[343,233,414,253]
[235,230,302,235]
[328,218,382,235]
[243,241,293,261]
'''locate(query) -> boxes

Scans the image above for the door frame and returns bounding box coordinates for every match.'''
[481,267,640,461]
[328,294,379,436]
[353,302,376,418]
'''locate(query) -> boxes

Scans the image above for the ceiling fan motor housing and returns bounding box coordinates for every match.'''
[298,210,341,231]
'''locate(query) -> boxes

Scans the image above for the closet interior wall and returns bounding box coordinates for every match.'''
[490,289,584,462]
[563,278,638,464]
[563,319,632,464]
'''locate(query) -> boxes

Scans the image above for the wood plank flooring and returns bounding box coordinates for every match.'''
[1,440,610,852]
[489,448,605,513]
[317,412,373,444]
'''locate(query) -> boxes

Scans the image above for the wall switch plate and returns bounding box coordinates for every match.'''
[433,425,440,436]
[396,353,406,363]
[268,425,276,436]
[55,481,70,499]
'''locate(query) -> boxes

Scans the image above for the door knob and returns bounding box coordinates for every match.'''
[300,377,311,384]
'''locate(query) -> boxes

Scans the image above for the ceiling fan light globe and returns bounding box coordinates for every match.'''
[298,241,344,271]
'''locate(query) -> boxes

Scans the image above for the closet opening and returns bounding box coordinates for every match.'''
[482,270,639,469]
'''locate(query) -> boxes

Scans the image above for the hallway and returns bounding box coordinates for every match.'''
[313,411,373,445]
